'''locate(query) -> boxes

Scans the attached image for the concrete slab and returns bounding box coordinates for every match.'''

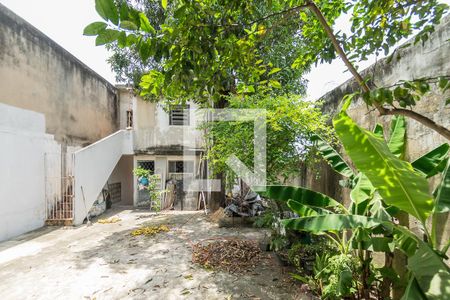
[0,207,307,299]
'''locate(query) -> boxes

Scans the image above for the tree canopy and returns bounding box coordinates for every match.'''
[202,94,334,185]
[85,0,449,138]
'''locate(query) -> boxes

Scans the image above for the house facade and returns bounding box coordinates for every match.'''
[0,3,205,240]
[115,87,204,210]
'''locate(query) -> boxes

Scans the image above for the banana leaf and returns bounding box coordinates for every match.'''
[282,214,381,233]
[373,123,384,139]
[434,158,450,213]
[408,243,450,299]
[351,237,395,252]
[287,199,331,217]
[350,173,375,205]
[412,143,449,178]
[262,185,343,209]
[287,200,318,217]
[401,277,427,300]
[311,134,354,178]
[388,115,406,159]
[333,99,433,223]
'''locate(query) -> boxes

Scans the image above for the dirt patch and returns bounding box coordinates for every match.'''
[208,207,226,223]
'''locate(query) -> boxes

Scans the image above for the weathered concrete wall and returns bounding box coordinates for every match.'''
[0,4,119,146]
[0,103,59,241]
[117,89,204,153]
[311,16,450,249]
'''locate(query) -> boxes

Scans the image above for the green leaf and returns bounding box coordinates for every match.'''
[95,0,119,25]
[95,29,120,46]
[287,200,318,217]
[401,277,427,300]
[388,115,406,158]
[83,22,107,36]
[311,134,354,178]
[117,31,127,48]
[434,158,450,213]
[262,185,342,209]
[162,0,168,9]
[287,199,332,217]
[282,214,381,233]
[333,100,434,223]
[390,224,419,257]
[408,243,450,299]
[350,173,374,205]
[120,20,138,31]
[373,123,384,139]
[119,2,129,20]
[412,143,449,178]
[139,13,155,34]
[338,269,354,296]
[269,80,282,89]
[290,273,310,283]
[369,195,392,221]
[439,77,449,91]
[268,67,282,75]
[139,40,152,63]
[352,237,395,252]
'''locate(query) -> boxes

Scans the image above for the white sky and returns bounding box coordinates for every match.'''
[1,0,449,100]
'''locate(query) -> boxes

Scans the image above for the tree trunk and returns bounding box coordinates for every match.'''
[380,251,394,299]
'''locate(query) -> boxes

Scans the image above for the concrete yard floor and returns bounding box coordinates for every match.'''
[0,207,307,300]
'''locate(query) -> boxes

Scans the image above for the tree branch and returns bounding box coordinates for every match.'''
[385,108,450,140]
[306,0,450,140]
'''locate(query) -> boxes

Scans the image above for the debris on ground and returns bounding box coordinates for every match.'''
[131,225,170,236]
[97,216,121,224]
[208,207,226,223]
[192,239,263,273]
[224,190,267,217]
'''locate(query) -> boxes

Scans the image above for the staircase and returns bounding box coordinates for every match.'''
[73,129,133,225]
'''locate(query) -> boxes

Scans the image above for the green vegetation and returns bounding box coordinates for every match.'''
[86,0,450,298]
[133,167,162,211]
[203,93,334,185]
[261,105,450,298]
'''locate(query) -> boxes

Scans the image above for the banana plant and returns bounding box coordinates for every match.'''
[262,97,450,299]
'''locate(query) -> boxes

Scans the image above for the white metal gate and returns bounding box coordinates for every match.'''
[44,152,74,223]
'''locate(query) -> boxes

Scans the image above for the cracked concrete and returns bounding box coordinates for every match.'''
[0,207,307,300]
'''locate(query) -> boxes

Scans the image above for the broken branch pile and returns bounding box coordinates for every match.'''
[192,239,263,273]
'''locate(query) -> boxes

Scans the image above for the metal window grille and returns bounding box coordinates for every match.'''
[168,160,194,173]
[169,105,190,125]
[137,160,155,174]
[126,109,133,128]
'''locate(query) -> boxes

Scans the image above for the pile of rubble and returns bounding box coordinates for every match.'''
[192,239,263,273]
[223,190,267,217]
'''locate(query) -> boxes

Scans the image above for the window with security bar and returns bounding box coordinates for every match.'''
[137,160,155,174]
[169,105,190,126]
[168,160,194,174]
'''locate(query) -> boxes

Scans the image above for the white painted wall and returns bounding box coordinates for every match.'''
[73,129,133,225]
[133,154,199,208]
[0,103,59,241]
